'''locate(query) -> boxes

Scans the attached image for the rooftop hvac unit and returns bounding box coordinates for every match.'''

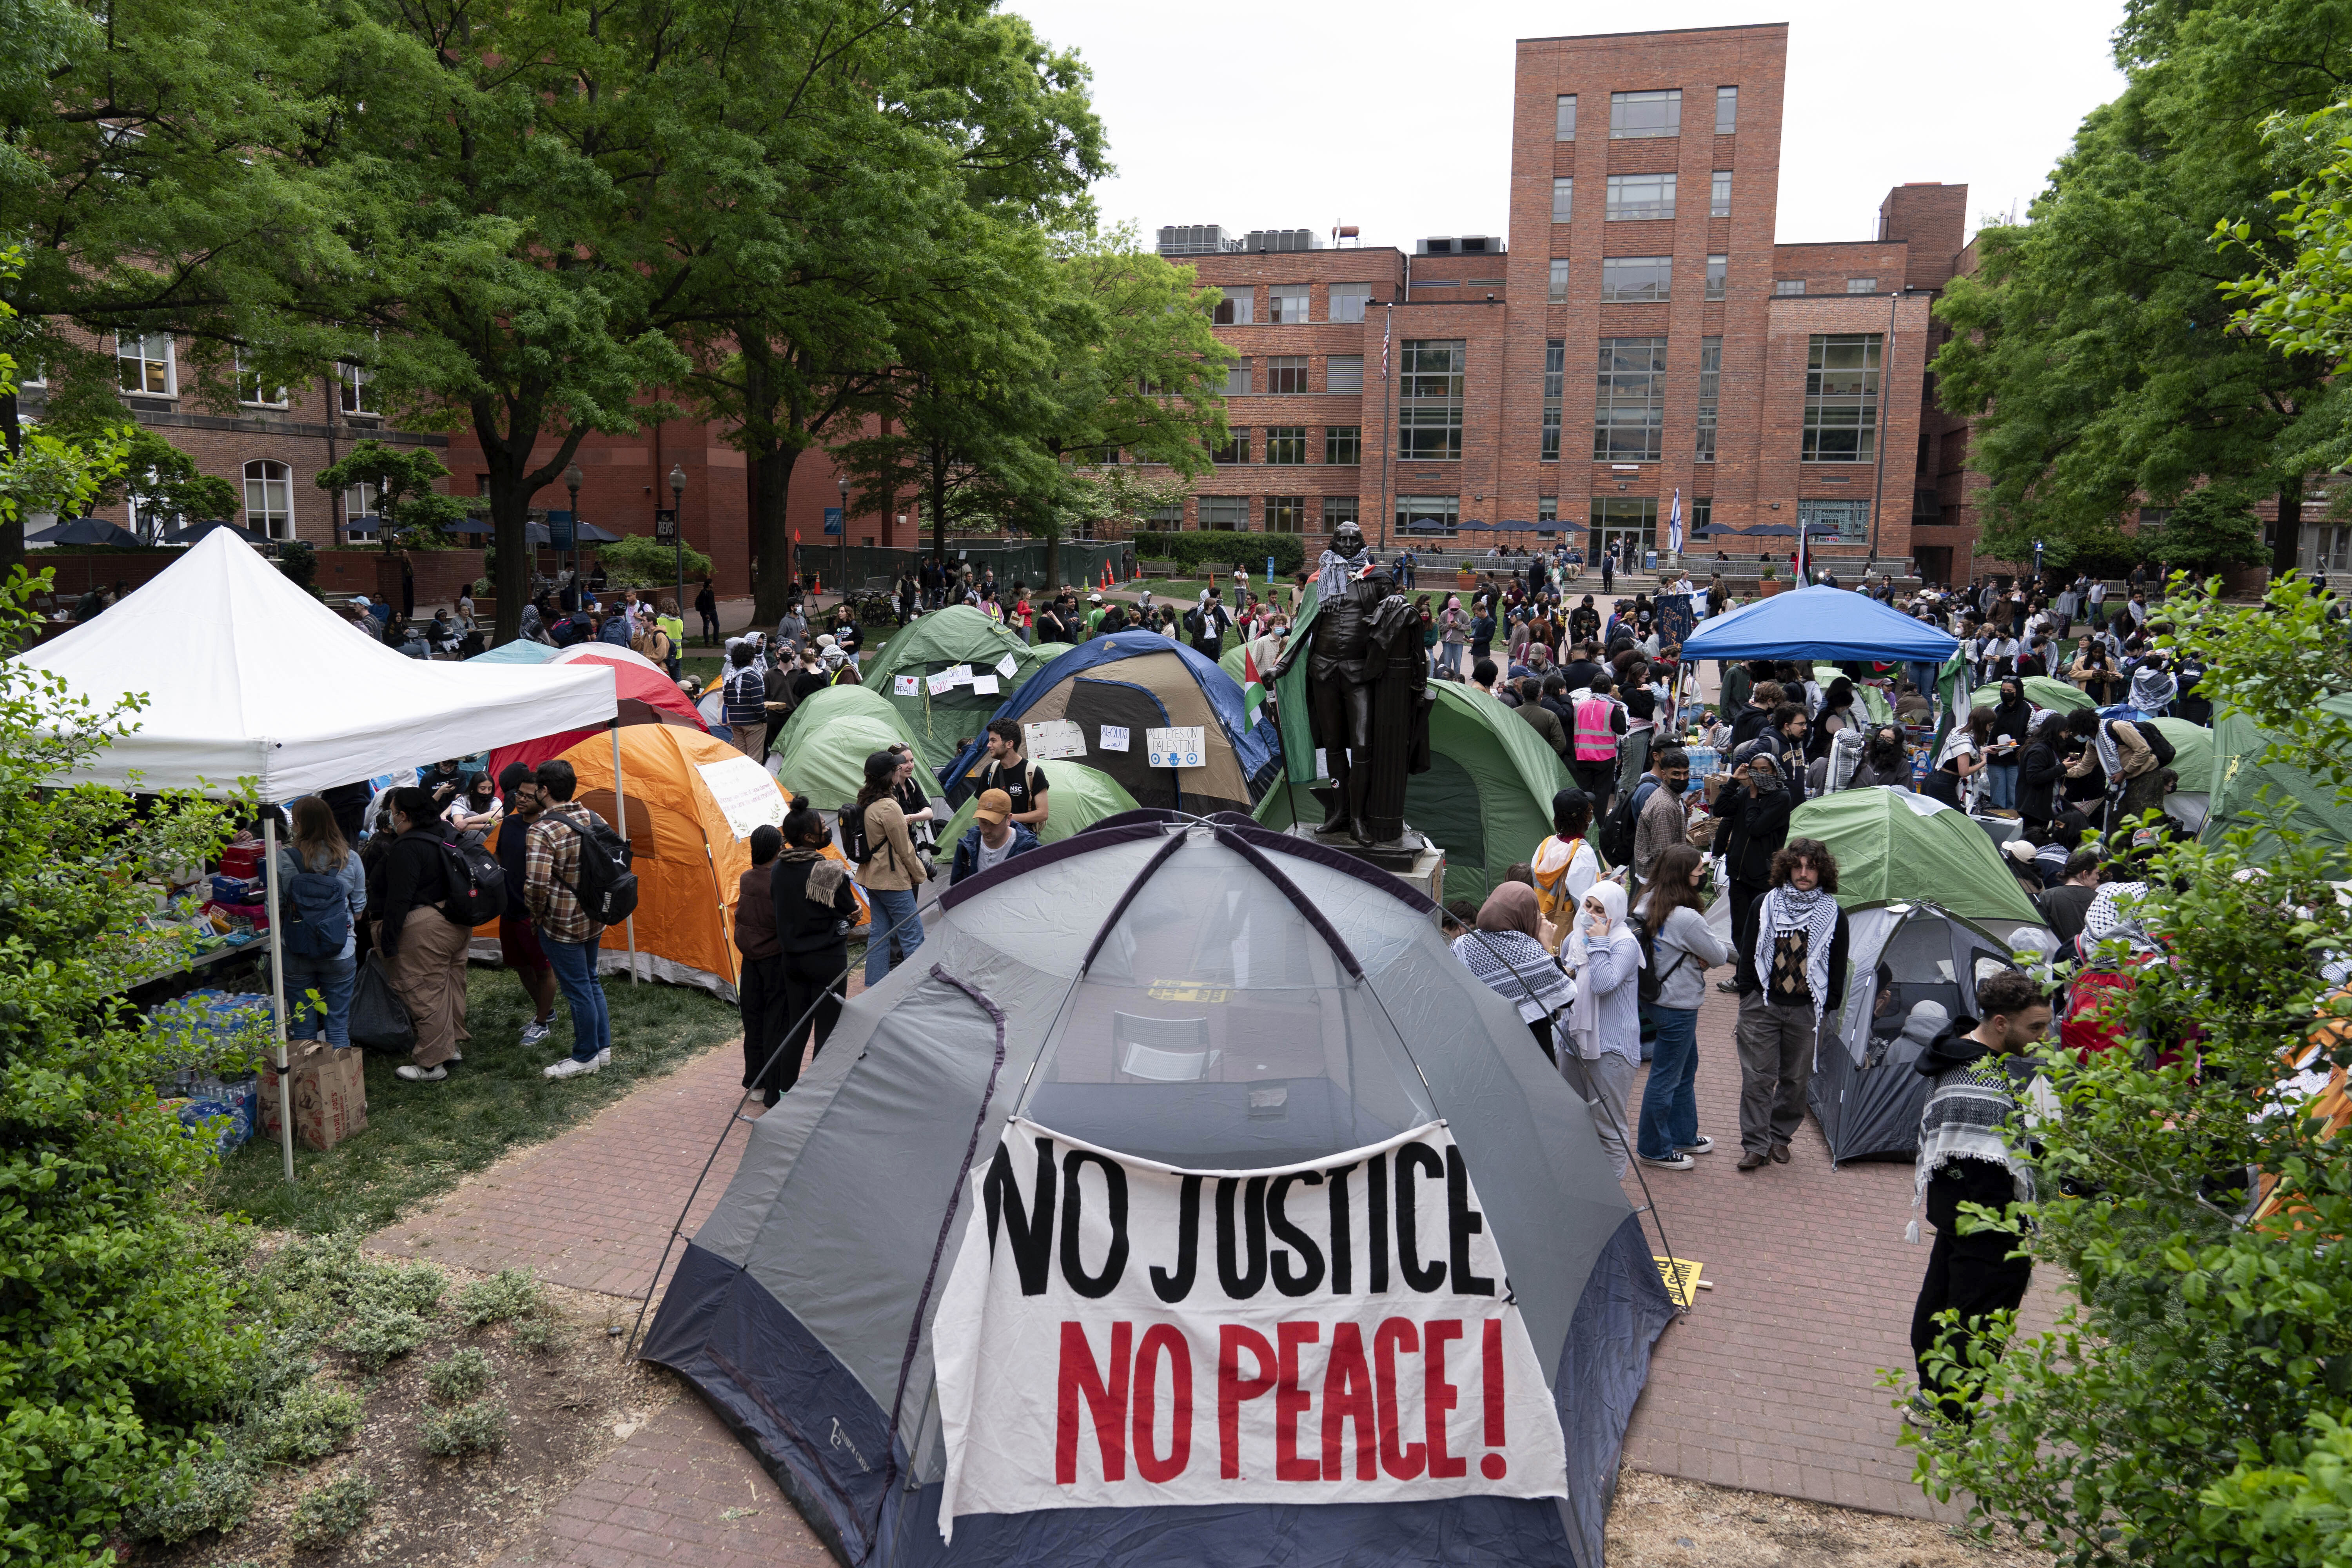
[1243,228,1321,252]
[1156,224,1239,256]
[1416,235,1504,256]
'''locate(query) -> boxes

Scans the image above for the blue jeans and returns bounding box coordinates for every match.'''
[863,886,926,987]
[1987,761,2018,810]
[543,936,610,1062]
[1636,1003,1701,1159]
[283,951,356,1049]
[1439,642,1466,678]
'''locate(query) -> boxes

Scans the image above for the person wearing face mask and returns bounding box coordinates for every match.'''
[1732,838,1851,1170]
[1561,879,1644,1180]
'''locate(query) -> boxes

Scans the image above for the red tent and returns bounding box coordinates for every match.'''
[487,646,706,786]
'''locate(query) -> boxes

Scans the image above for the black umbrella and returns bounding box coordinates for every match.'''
[29,516,140,547]
[573,520,623,544]
[164,518,272,545]
[1742,522,1798,537]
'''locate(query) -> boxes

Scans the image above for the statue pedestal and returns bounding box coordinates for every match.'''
[1284,787,1448,907]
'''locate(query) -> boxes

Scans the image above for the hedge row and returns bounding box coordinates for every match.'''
[1131,532,1307,576]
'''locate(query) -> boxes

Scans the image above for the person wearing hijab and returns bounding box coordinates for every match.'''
[2127,654,2178,716]
[1529,789,1599,944]
[1451,883,1572,1061]
[1562,879,1644,1179]
[1732,837,1851,1170]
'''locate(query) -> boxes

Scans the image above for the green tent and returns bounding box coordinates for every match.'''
[926,759,1140,866]
[1255,678,1572,908]
[2201,695,2352,864]
[1811,664,1895,725]
[862,607,1063,771]
[2151,717,2213,795]
[767,684,926,811]
[1786,788,2044,928]
[1968,675,2095,715]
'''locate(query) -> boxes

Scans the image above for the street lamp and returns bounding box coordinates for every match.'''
[563,460,584,607]
[837,477,850,611]
[668,464,687,649]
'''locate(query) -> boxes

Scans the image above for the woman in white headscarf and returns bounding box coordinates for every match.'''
[1563,878,1644,1178]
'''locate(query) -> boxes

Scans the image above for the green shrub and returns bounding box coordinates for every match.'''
[419,1398,508,1457]
[453,1268,543,1327]
[424,1348,492,1404]
[511,1311,562,1353]
[284,1472,375,1550]
[254,1377,364,1463]
[595,531,712,590]
[257,1234,447,1370]
[121,1446,258,1544]
[1132,530,1305,577]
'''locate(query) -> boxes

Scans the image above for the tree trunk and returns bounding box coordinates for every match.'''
[929,432,948,568]
[0,390,23,585]
[2273,473,2305,579]
[473,396,589,645]
[750,440,800,624]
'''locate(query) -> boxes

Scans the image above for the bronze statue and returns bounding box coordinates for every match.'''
[1270,523,1431,844]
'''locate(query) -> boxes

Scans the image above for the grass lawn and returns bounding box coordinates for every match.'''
[208,965,746,1235]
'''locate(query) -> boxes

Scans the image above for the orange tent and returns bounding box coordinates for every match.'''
[476,725,861,1000]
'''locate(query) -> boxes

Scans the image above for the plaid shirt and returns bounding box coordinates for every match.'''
[524,802,608,944]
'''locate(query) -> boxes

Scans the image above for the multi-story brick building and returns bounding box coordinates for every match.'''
[1150,22,1978,582]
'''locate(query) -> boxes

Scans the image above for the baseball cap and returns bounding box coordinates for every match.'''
[351,595,370,607]
[1088,592,1102,603]
[2004,838,2040,866]
[973,788,1013,827]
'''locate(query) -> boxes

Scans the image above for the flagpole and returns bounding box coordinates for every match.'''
[1376,302,1394,552]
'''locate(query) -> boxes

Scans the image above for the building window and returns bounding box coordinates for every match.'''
[1214,287,1255,325]
[1592,496,1658,555]
[1716,85,1737,134]
[1538,497,1558,525]
[1211,430,1250,465]
[1706,254,1727,300]
[1593,337,1667,462]
[338,362,374,416]
[1799,498,1871,543]
[1549,259,1571,303]
[1322,495,1359,531]
[1144,502,1185,532]
[1711,171,1731,217]
[1096,445,1121,466]
[1774,278,1805,296]
[1555,94,1577,140]
[1223,358,1253,396]
[1265,355,1308,395]
[2138,506,2172,529]
[1610,89,1681,139]
[243,459,294,541]
[233,351,287,408]
[1396,494,1459,538]
[1325,425,1361,465]
[1265,426,1307,464]
[343,481,381,542]
[1269,285,1310,324]
[1803,333,1882,462]
[1600,256,1671,302]
[1396,339,1465,461]
[1606,173,1675,221]
[1552,177,1574,223]
[1846,277,1878,293]
[1326,355,1363,395]
[1541,339,1564,462]
[1199,495,1249,530]
[1695,336,1721,462]
[1266,495,1307,534]
[1690,497,1712,536]
[1330,285,1373,323]
[115,333,173,396]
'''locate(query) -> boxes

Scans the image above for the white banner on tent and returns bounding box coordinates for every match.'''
[995,653,1021,679]
[1145,725,1205,769]
[1099,725,1130,752]
[931,1120,1565,1540]
[895,675,921,697]
[1024,719,1088,761]
[696,755,788,840]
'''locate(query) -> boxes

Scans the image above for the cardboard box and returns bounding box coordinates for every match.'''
[260,1042,368,1152]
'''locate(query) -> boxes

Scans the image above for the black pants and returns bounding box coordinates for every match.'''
[1911,1169,2032,1418]
[1573,759,1617,816]
[765,946,848,1103]
[699,608,720,644]
[738,953,791,1102]
[1727,877,1767,969]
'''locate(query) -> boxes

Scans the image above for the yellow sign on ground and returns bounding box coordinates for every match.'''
[1654,1255,1705,1309]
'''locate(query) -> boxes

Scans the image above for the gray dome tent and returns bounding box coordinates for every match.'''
[642,810,1675,1568]
[1807,900,2026,1164]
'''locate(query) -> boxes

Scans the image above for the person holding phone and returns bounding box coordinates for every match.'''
[1986,679,2033,814]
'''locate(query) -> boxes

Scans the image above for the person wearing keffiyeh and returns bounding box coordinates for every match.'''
[1451,882,1573,1063]
[1906,967,2054,1425]
[1731,838,1851,1170]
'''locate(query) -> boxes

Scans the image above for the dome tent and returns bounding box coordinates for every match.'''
[924,757,1139,867]
[768,684,928,810]
[1786,787,2043,933]
[865,607,1065,772]
[482,644,706,784]
[641,811,1675,1568]
[941,631,1278,817]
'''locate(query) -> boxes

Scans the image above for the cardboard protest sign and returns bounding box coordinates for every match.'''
[932,1120,1565,1537]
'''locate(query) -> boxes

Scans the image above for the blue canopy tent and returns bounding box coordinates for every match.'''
[1681,584,1958,664]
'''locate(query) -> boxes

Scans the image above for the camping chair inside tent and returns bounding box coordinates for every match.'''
[1808,900,2020,1164]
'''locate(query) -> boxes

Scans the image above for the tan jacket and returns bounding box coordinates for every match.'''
[855,796,930,892]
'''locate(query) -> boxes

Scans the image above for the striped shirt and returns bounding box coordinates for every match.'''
[723,666,768,727]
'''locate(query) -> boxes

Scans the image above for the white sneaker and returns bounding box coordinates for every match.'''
[1676,1136,1715,1156]
[1637,1152,1695,1171]
[543,1055,602,1080]
[520,1019,552,1047]
[396,1064,449,1083]
[594,1048,612,1069]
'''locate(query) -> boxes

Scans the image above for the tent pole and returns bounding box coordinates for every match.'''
[704,840,740,990]
[612,720,638,983]
[263,812,296,1184]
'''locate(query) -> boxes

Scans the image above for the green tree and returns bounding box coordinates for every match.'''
[1932,0,2352,575]
[2218,101,2352,369]
[313,439,467,555]
[2138,485,2267,573]
[77,426,238,541]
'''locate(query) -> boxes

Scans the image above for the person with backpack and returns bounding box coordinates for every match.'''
[279,795,370,1049]
[1628,747,1693,893]
[2065,709,2166,830]
[1633,844,1732,1171]
[526,759,627,1080]
[367,787,475,1083]
[851,749,931,986]
[1528,789,1600,940]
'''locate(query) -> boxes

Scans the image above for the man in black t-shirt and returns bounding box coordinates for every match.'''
[975,718,1049,830]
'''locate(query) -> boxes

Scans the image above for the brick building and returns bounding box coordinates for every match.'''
[1150,23,1978,582]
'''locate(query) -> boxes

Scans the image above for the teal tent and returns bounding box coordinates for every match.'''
[467,640,559,665]
[926,759,1140,866]
[862,608,1062,772]
[768,684,926,811]
[1969,675,2095,715]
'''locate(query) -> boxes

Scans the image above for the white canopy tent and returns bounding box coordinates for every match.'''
[18,530,619,1177]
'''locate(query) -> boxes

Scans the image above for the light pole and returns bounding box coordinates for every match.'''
[837,477,850,611]
[563,460,584,607]
[668,464,686,645]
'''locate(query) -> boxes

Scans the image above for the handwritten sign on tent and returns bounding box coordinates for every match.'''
[694,754,788,840]
[931,1120,1566,1538]
[1023,719,1087,761]
[996,653,1020,679]
[1099,725,1130,752]
[1146,725,1205,769]
[894,675,920,697]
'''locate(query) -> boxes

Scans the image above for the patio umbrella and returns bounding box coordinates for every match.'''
[1743,522,1798,537]
[574,520,623,544]
[163,519,270,546]
[29,516,140,547]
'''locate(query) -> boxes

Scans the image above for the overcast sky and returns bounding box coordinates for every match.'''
[1006,2,2128,252]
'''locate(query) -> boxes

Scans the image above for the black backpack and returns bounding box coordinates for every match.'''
[1633,915,1691,1007]
[549,809,638,924]
[840,800,876,866]
[1597,777,1658,868]
[2131,719,2176,768]
[439,837,509,926]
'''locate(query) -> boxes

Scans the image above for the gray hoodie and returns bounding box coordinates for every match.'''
[1637,900,1731,1010]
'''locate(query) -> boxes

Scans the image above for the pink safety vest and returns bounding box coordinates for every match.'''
[1572,697,1617,763]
